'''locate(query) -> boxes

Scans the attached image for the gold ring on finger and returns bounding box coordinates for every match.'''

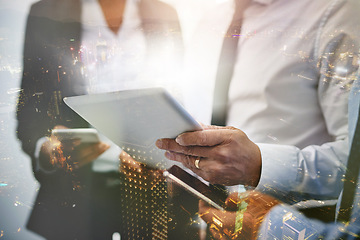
[194,158,201,169]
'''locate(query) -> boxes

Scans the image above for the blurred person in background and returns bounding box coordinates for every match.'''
[16,0,182,239]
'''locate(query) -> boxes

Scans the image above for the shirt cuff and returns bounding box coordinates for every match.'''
[255,143,299,203]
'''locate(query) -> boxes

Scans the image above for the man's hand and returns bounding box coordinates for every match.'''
[39,125,110,171]
[156,125,261,187]
[199,191,281,240]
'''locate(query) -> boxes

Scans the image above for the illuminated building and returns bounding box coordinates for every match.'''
[281,213,306,240]
[120,155,169,239]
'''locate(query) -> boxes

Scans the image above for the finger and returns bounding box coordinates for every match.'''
[156,138,211,158]
[199,122,233,131]
[53,125,68,130]
[50,125,68,142]
[165,151,216,183]
[165,151,205,174]
[175,128,235,147]
[61,138,82,148]
[164,151,194,166]
[200,124,225,130]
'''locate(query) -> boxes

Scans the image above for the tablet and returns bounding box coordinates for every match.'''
[63,88,202,169]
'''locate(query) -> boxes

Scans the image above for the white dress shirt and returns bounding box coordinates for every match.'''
[258,77,360,240]
[82,0,183,172]
[81,0,147,94]
[80,0,146,172]
[183,0,360,203]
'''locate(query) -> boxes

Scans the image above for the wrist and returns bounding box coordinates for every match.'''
[248,144,262,187]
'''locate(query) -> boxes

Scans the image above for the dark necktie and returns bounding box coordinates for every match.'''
[211,0,250,126]
[337,105,360,222]
[210,0,251,197]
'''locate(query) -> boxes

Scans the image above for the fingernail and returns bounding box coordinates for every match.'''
[175,135,183,145]
[156,139,163,148]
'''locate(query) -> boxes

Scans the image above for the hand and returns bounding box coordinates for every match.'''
[156,125,261,186]
[199,191,281,240]
[119,151,164,189]
[39,125,110,171]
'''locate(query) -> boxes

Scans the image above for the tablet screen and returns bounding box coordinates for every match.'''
[63,88,202,169]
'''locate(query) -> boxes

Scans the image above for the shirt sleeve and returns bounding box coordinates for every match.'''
[257,204,360,239]
[256,140,348,203]
[255,0,360,204]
